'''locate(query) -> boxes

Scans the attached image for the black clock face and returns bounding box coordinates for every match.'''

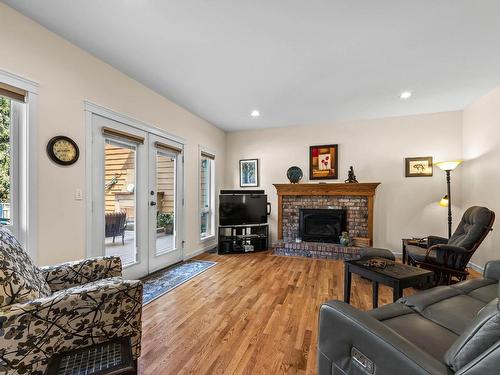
[47,136,79,166]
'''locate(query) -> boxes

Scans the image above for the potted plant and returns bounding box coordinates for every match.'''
[157,212,174,234]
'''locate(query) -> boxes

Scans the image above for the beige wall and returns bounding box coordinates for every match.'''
[0,4,225,265]
[225,112,464,253]
[462,85,500,268]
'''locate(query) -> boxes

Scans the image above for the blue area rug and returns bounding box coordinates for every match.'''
[141,260,217,305]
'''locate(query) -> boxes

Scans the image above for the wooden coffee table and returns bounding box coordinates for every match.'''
[344,258,433,308]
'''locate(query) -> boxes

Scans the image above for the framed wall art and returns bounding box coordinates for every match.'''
[239,159,259,187]
[405,156,433,177]
[309,144,338,180]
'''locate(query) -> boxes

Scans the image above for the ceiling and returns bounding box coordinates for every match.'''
[5,1,500,131]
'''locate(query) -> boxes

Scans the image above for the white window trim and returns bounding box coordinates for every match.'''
[199,145,216,243]
[0,69,39,261]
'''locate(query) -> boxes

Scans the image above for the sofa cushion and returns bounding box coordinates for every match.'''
[382,312,459,361]
[368,301,414,321]
[450,278,497,295]
[450,278,498,304]
[400,285,462,312]
[467,284,498,304]
[444,299,500,371]
[421,295,487,335]
[400,285,488,334]
[0,228,51,306]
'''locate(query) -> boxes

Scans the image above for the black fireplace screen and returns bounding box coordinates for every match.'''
[299,208,347,243]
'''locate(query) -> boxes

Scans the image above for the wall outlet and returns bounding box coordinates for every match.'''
[75,188,83,200]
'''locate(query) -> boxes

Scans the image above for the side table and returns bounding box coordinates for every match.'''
[402,238,428,264]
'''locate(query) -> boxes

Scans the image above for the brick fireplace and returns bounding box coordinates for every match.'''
[273,183,380,259]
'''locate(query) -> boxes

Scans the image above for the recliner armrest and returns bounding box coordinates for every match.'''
[427,235,449,247]
[39,256,122,291]
[318,301,450,375]
[483,260,500,281]
[430,244,469,268]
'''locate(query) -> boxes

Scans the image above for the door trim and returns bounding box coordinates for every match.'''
[84,102,186,266]
[84,101,185,143]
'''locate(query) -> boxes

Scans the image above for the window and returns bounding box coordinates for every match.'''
[0,73,38,258]
[200,150,215,239]
[0,92,21,235]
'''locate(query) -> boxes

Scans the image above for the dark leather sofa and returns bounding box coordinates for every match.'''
[318,260,500,374]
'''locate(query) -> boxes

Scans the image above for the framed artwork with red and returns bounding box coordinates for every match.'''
[309,144,338,180]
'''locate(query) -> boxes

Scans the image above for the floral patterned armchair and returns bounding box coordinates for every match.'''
[0,228,143,374]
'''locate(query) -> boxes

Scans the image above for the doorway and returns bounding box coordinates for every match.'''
[89,113,184,279]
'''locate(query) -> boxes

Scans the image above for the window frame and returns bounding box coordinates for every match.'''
[199,146,216,242]
[0,69,39,260]
[1,98,21,234]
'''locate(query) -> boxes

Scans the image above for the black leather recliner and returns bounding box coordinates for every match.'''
[407,206,495,284]
[318,260,500,374]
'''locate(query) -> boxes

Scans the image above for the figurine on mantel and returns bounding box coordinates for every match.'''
[345,166,359,183]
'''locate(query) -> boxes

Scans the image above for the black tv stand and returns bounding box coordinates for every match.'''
[218,223,269,254]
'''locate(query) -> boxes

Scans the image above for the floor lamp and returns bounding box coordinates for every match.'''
[435,160,463,238]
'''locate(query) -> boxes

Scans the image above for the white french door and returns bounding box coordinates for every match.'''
[148,134,183,272]
[90,114,184,279]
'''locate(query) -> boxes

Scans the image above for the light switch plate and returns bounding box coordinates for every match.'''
[75,188,83,200]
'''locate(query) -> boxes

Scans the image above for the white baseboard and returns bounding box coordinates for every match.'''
[467,261,484,274]
[185,242,216,260]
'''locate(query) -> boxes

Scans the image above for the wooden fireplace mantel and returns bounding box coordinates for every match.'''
[273,182,381,245]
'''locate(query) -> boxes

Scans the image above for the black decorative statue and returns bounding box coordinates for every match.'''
[345,166,358,183]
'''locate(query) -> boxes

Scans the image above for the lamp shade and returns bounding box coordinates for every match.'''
[439,195,449,207]
[435,160,463,171]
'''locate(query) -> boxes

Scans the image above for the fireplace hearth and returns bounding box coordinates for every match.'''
[299,208,347,243]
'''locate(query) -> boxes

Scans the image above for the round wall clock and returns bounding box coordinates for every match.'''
[47,136,79,166]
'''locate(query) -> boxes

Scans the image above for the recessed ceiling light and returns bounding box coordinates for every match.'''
[400,91,412,100]
[250,110,260,117]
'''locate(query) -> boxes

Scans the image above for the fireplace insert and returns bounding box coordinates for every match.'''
[299,208,347,243]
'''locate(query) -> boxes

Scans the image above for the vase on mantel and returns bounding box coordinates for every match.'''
[339,232,350,247]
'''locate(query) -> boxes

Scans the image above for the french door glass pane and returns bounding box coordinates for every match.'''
[200,157,212,238]
[104,139,137,266]
[156,151,176,255]
[0,96,12,226]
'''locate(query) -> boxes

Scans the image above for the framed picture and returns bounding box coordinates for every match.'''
[309,144,338,180]
[405,156,433,177]
[239,159,259,187]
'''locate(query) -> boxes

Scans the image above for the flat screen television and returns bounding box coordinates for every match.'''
[219,193,268,226]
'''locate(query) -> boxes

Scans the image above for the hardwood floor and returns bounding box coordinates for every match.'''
[139,252,479,375]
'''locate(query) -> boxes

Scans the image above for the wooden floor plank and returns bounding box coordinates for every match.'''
[139,251,479,374]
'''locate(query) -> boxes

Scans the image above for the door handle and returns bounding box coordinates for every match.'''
[150,201,157,206]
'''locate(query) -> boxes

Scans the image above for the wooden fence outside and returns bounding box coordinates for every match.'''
[104,144,175,219]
